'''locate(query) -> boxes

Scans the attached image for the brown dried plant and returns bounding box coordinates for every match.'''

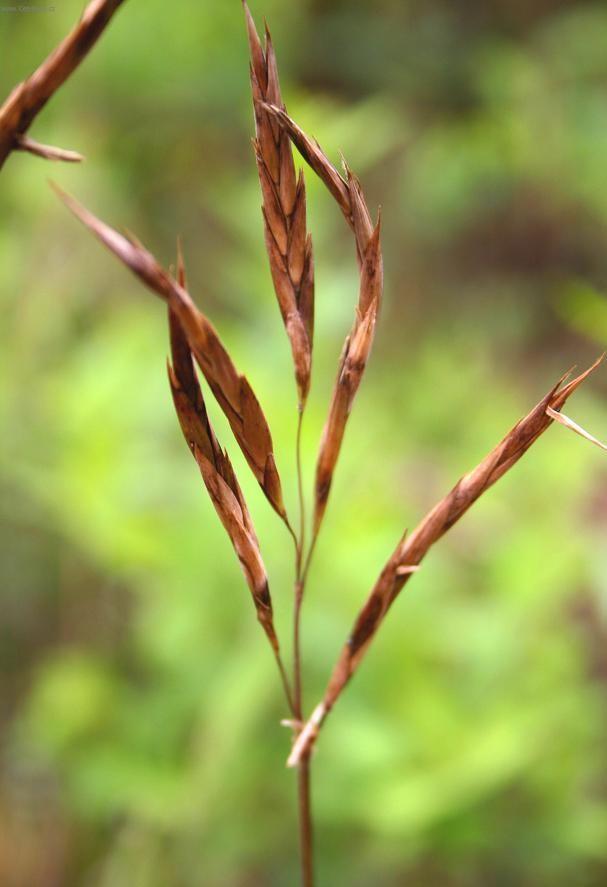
[261,101,384,539]
[0,0,126,171]
[168,245,293,708]
[51,5,605,885]
[244,3,314,413]
[51,183,289,524]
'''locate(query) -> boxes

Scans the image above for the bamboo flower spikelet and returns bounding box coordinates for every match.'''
[168,248,293,709]
[52,6,606,885]
[52,184,289,524]
[262,101,385,534]
[244,2,314,411]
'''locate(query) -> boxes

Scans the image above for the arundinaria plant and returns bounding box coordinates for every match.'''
[5,1,605,884]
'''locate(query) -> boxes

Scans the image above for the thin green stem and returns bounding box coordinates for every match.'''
[297,754,314,887]
[274,649,297,718]
[296,408,306,571]
[292,405,314,886]
[300,525,319,592]
[293,408,306,713]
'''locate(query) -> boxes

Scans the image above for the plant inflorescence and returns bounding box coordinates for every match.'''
[8,2,605,884]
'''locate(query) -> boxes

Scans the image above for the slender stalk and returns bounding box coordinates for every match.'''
[275,649,296,718]
[292,406,314,886]
[293,587,304,716]
[293,407,306,710]
[296,408,306,570]
[300,526,319,591]
[297,754,314,887]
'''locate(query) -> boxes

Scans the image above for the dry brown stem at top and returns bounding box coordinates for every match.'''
[0,0,126,171]
[52,183,289,522]
[168,249,280,653]
[244,3,314,409]
[288,354,605,766]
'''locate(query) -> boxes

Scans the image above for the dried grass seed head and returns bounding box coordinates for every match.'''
[244,3,314,407]
[53,183,289,521]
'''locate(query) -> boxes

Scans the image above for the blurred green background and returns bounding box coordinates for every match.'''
[2,0,607,884]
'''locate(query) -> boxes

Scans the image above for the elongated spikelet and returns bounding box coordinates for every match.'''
[168,251,279,650]
[314,217,382,532]
[287,355,605,766]
[262,105,384,531]
[53,184,289,521]
[244,3,314,408]
[262,104,352,228]
[263,105,384,531]
[0,0,126,170]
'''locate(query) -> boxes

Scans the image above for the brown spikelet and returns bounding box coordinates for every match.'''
[261,105,380,263]
[287,355,605,766]
[0,0,126,171]
[167,249,279,652]
[52,184,289,522]
[262,103,351,225]
[262,104,384,531]
[314,218,382,532]
[244,4,314,407]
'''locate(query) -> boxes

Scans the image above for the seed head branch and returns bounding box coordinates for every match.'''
[52,183,290,523]
[244,3,314,410]
[263,105,384,537]
[287,355,605,766]
[168,249,294,712]
[0,0,126,170]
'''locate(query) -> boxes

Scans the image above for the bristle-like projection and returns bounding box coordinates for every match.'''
[546,406,607,452]
[53,184,288,522]
[244,4,314,408]
[262,104,384,533]
[168,249,279,650]
[15,135,84,163]
[0,0,126,170]
[287,356,605,766]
